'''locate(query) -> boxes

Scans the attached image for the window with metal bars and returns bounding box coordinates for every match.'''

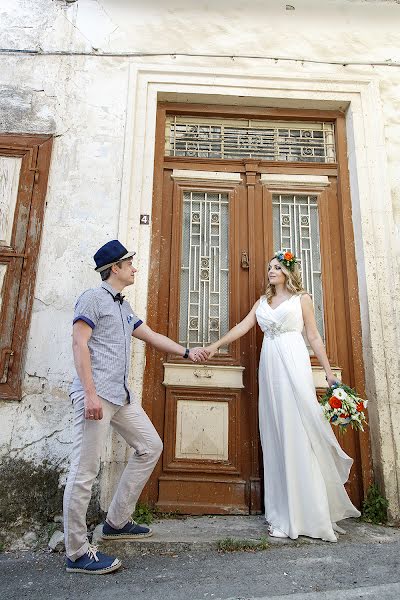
[178,190,230,350]
[272,193,325,342]
[165,116,336,163]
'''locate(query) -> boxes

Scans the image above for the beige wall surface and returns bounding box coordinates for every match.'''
[0,0,399,518]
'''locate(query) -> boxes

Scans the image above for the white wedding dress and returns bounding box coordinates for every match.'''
[255,294,361,541]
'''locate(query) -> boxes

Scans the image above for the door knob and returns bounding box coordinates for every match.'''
[241,251,250,269]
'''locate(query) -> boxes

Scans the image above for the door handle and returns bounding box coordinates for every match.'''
[241,250,250,269]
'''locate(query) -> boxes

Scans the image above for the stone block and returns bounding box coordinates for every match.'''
[48,530,65,553]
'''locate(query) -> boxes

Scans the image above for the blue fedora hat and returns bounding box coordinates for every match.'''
[94,240,136,272]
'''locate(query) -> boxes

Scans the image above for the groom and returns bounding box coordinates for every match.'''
[64,240,208,574]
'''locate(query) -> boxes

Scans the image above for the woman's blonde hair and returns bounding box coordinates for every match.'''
[265,256,305,304]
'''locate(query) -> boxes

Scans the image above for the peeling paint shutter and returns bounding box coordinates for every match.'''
[0,136,52,401]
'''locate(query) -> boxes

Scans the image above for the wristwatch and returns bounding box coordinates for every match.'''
[183,348,190,359]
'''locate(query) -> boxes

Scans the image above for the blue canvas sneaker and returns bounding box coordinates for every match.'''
[102,520,153,540]
[66,544,121,574]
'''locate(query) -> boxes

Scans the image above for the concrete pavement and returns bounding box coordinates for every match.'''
[1,517,399,600]
[91,515,400,554]
[222,585,400,600]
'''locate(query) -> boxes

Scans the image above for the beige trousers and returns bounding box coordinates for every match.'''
[63,393,163,561]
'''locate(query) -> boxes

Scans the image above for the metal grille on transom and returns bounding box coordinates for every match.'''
[166,116,336,163]
[179,191,229,351]
[272,194,325,341]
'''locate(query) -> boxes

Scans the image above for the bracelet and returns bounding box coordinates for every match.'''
[183,348,190,359]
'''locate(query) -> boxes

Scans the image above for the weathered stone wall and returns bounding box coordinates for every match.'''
[0,0,399,522]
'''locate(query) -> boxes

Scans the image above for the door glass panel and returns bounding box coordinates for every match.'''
[179,191,229,351]
[0,156,22,247]
[273,193,325,342]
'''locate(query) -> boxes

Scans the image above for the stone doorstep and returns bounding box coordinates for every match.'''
[91,516,400,556]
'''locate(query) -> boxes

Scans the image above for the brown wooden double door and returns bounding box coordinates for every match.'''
[141,106,370,514]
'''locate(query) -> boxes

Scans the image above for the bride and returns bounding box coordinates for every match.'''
[206,251,360,542]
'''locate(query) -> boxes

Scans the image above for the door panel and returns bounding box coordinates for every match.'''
[262,174,362,506]
[156,171,258,514]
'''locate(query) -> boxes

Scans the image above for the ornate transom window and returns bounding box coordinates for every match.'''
[165,116,336,163]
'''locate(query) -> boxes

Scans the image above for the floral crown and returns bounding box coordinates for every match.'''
[274,250,298,271]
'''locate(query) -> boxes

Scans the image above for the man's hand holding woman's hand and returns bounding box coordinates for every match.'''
[188,347,209,363]
[84,392,103,420]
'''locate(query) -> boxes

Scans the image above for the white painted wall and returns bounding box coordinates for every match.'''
[0,0,399,516]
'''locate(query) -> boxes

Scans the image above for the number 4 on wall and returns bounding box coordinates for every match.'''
[140,214,150,225]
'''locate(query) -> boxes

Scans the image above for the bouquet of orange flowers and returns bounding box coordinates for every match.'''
[319,383,368,432]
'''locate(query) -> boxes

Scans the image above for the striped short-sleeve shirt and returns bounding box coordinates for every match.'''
[70,281,143,405]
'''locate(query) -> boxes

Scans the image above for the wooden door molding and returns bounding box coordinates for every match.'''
[335,115,372,497]
[159,101,342,122]
[162,387,241,474]
[243,161,263,513]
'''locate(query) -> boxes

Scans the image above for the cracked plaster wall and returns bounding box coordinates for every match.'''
[0,0,131,470]
[0,0,399,512]
[0,52,129,468]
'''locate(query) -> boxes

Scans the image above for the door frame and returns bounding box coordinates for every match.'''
[140,102,372,509]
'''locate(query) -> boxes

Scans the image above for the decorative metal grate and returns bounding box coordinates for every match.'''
[179,191,229,351]
[166,116,336,163]
[272,194,325,341]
